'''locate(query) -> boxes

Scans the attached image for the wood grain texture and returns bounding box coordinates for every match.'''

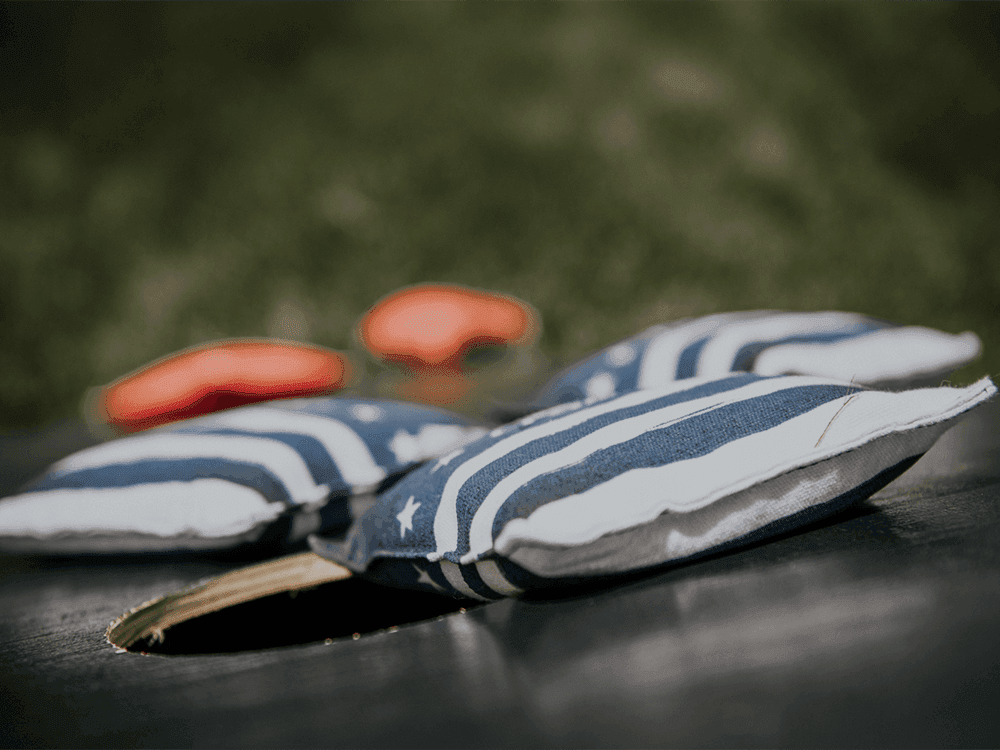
[2,402,1000,747]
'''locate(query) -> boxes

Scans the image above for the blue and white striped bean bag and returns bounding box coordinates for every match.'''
[310,374,996,599]
[0,398,487,554]
[532,311,982,408]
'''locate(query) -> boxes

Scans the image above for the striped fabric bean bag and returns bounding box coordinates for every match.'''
[531,311,982,409]
[310,374,996,599]
[0,398,486,554]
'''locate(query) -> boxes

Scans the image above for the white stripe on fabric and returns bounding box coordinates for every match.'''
[0,479,282,539]
[490,378,996,554]
[461,375,842,562]
[439,560,491,601]
[475,560,524,596]
[636,314,736,389]
[695,311,867,377]
[430,372,761,559]
[51,434,331,505]
[200,408,388,492]
[753,327,982,383]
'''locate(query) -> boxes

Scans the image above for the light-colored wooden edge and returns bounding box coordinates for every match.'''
[106,552,352,650]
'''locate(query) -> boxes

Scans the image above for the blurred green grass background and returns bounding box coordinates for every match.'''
[1,3,998,431]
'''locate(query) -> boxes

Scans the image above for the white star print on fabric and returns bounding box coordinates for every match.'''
[412,563,445,592]
[430,448,465,473]
[396,495,421,538]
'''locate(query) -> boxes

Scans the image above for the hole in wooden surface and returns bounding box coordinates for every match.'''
[126,577,473,655]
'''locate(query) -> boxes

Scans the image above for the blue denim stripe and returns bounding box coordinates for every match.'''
[25,458,295,505]
[169,428,341,487]
[175,397,479,476]
[454,560,504,600]
[357,558,481,599]
[424,562,459,597]
[675,336,710,379]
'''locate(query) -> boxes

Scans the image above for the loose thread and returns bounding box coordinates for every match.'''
[815,377,859,448]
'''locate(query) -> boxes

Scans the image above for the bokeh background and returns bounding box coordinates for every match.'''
[2,3,998,432]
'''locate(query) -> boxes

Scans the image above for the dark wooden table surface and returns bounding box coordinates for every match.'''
[2,400,1000,748]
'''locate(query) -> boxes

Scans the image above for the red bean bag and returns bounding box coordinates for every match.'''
[88,339,355,433]
[358,284,539,370]
[357,284,541,408]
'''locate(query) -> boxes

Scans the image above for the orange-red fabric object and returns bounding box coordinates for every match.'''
[358,284,539,372]
[90,339,353,433]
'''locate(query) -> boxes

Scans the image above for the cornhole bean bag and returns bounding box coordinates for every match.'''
[87,339,356,434]
[359,283,539,370]
[532,311,982,409]
[357,283,542,409]
[0,398,487,554]
[310,374,996,599]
